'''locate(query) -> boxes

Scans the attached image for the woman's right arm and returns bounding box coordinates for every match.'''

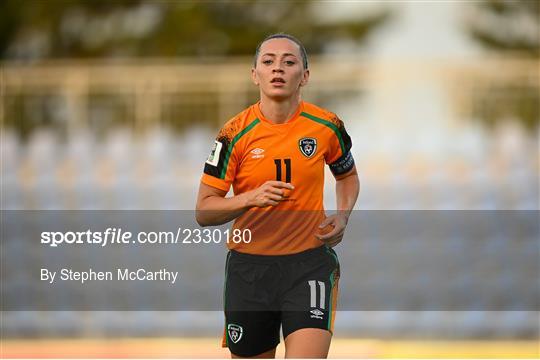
[195,181,294,226]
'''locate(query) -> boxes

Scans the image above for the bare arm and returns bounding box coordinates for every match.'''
[195,183,250,226]
[195,181,295,226]
[335,165,360,221]
[316,165,360,247]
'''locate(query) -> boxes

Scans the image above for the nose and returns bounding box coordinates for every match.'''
[272,63,284,73]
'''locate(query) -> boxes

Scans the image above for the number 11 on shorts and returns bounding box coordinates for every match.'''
[308,280,326,309]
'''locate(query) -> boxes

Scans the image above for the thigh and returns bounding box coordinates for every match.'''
[281,246,340,339]
[284,328,332,358]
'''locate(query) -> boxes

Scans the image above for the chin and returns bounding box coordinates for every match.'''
[264,89,293,100]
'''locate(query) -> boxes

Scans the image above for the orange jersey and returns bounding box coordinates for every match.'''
[201,101,353,255]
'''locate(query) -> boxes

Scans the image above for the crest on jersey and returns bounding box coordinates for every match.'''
[299,137,317,158]
[227,324,243,344]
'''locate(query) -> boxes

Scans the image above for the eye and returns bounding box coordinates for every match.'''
[285,61,296,66]
[262,59,273,65]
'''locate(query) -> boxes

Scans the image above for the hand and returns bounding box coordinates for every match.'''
[245,181,294,208]
[315,214,348,247]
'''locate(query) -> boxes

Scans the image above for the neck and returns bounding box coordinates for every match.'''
[259,94,302,124]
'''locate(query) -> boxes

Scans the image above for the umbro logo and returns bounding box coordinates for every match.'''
[250,148,265,159]
[310,309,324,319]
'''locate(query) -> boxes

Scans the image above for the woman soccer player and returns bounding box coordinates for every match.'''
[196,33,359,358]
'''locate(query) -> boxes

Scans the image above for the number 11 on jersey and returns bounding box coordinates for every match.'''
[274,158,292,183]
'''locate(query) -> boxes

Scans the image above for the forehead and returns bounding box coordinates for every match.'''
[259,38,301,57]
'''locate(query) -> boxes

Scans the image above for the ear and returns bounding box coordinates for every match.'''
[300,69,310,87]
[251,68,259,86]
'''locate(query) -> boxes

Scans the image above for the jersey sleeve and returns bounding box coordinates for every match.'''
[201,120,242,192]
[325,114,355,176]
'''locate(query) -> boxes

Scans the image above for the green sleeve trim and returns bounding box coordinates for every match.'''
[300,112,346,156]
[220,118,260,179]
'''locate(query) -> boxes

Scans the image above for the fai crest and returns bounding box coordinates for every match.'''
[299,137,317,158]
[227,324,243,343]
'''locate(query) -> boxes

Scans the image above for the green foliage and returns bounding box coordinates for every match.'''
[0,0,392,59]
[467,0,539,57]
[465,0,539,131]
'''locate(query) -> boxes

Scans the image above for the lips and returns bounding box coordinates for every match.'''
[271,77,285,83]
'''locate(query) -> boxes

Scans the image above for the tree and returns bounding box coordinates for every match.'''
[0,0,392,60]
[466,0,539,57]
[464,0,539,130]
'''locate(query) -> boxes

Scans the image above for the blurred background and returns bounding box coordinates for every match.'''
[1,0,538,358]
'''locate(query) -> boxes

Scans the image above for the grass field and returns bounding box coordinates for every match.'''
[1,338,539,358]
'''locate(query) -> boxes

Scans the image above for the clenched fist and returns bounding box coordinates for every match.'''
[245,181,295,208]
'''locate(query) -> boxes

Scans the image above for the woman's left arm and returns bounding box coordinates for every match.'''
[316,165,360,247]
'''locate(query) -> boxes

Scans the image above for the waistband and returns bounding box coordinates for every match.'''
[229,245,330,263]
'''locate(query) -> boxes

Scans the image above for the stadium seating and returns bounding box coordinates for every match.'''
[1,128,538,338]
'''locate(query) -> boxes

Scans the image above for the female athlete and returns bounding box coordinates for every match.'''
[196,33,359,358]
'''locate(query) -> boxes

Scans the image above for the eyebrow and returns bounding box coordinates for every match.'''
[261,52,298,58]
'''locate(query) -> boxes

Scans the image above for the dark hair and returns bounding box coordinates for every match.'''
[253,33,308,69]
